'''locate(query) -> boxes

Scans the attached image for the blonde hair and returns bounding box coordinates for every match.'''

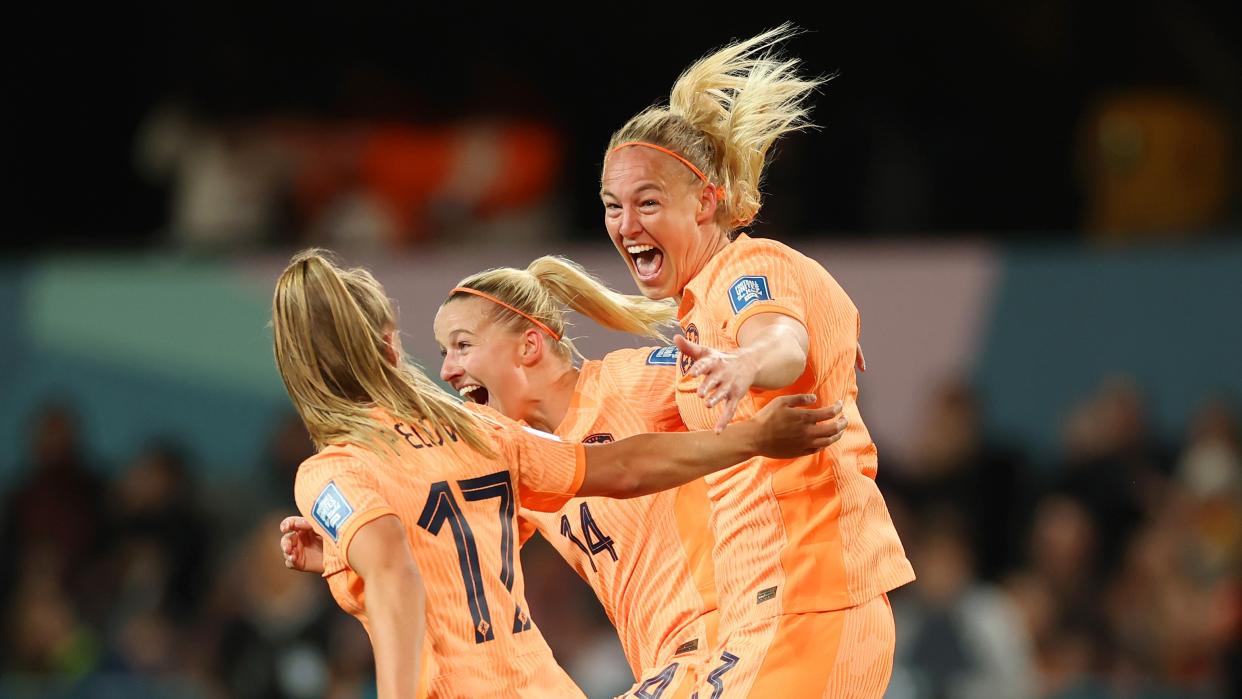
[605,23,824,231]
[273,248,494,456]
[448,255,677,358]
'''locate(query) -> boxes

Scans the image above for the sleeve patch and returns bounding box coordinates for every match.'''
[729,275,771,314]
[646,346,679,366]
[312,482,355,542]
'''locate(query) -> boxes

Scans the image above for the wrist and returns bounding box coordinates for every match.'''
[724,418,762,457]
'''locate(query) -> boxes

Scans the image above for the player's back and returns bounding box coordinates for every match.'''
[674,234,914,628]
[519,347,719,681]
[294,409,587,698]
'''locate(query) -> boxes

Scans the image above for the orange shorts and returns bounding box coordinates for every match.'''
[617,652,712,699]
[684,594,895,699]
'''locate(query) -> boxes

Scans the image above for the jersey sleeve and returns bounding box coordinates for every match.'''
[293,449,396,572]
[497,423,587,513]
[713,241,813,339]
[716,241,859,393]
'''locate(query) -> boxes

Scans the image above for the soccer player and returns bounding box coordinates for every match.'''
[271,248,844,698]
[283,255,850,697]
[597,25,916,696]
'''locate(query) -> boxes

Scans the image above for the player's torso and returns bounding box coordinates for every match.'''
[673,238,913,621]
[325,420,578,696]
[522,355,719,676]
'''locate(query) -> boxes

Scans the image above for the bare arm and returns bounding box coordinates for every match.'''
[348,515,426,699]
[677,313,812,432]
[576,394,844,498]
[735,313,811,389]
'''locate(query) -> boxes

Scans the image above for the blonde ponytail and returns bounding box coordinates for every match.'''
[273,248,495,456]
[447,256,677,356]
[606,23,824,231]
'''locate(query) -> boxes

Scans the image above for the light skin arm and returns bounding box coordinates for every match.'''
[345,515,426,699]
[279,396,849,570]
[576,394,845,498]
[677,312,816,432]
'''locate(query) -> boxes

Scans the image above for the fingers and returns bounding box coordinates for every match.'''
[804,403,846,423]
[807,416,849,438]
[280,516,313,533]
[674,334,705,359]
[714,395,742,434]
[769,393,817,409]
[698,373,723,399]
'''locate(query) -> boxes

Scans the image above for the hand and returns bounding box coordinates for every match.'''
[280,515,325,574]
[749,394,847,459]
[676,334,759,433]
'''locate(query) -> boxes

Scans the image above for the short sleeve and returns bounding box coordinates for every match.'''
[293,449,396,571]
[714,242,812,342]
[497,424,586,513]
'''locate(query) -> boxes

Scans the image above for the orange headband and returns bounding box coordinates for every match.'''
[611,141,727,200]
[449,287,562,341]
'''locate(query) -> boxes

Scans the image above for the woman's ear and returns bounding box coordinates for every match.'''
[695,184,721,225]
[382,330,399,366]
[518,328,545,367]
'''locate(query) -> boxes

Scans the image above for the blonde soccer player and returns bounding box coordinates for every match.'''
[597,25,916,697]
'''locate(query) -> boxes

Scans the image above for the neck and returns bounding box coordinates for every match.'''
[519,362,580,433]
[675,228,732,302]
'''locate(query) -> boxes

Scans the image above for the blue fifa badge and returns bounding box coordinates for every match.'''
[729,275,771,313]
[646,346,679,366]
[312,482,355,542]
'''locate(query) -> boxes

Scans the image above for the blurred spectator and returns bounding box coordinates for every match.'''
[137,104,564,251]
[4,549,101,679]
[0,404,106,651]
[209,512,340,699]
[1054,378,1172,577]
[884,379,1029,581]
[137,103,293,249]
[889,513,1037,699]
[258,413,316,510]
[105,441,210,623]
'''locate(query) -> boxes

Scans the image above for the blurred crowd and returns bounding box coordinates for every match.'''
[1,375,1237,699]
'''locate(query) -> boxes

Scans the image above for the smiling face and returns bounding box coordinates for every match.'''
[433,297,530,417]
[601,147,729,300]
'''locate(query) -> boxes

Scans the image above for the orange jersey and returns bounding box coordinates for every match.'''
[518,347,720,681]
[293,408,588,698]
[674,234,915,629]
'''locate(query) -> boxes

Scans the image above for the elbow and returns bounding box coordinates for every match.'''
[609,462,647,499]
[600,460,647,499]
[756,350,809,390]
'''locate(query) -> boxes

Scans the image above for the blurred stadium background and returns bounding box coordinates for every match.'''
[4,3,1241,698]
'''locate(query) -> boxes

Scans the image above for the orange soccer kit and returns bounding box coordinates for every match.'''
[294,407,589,698]
[518,346,720,698]
[673,234,916,698]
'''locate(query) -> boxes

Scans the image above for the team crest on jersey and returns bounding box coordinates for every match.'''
[582,433,614,444]
[679,323,699,374]
[728,275,771,313]
[312,482,354,542]
[646,346,679,366]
